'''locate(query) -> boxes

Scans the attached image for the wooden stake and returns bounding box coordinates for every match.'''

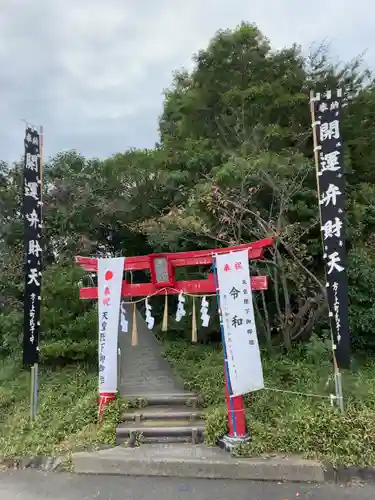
[131,303,138,346]
[191,296,197,343]
[161,292,168,332]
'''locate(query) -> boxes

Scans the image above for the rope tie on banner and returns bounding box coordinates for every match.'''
[97,272,341,407]
[102,278,339,406]
[263,386,336,401]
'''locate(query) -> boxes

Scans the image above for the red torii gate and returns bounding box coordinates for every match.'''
[75,236,274,446]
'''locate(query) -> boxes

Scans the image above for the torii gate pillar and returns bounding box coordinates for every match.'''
[76,237,274,449]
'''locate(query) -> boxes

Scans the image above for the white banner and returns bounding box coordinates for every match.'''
[98,257,125,394]
[216,250,264,396]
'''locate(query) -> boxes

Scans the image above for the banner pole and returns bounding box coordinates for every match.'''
[32,125,44,420]
[30,365,35,421]
[212,256,250,451]
[23,123,44,420]
[310,91,345,412]
[335,370,344,413]
[33,362,39,418]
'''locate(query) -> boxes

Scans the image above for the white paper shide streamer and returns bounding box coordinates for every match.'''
[120,303,128,333]
[175,291,186,322]
[200,296,210,327]
[145,298,155,330]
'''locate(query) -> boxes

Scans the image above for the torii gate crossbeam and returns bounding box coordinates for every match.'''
[75,236,275,447]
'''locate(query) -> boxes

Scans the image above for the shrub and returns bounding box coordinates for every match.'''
[163,339,375,466]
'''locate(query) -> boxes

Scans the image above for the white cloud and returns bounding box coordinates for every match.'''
[0,0,373,163]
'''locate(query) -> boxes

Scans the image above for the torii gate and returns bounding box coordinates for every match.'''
[75,236,274,446]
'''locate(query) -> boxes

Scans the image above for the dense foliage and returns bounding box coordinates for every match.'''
[164,341,375,466]
[1,23,375,358]
[1,21,375,464]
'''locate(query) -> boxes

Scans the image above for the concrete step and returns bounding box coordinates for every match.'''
[117,435,198,445]
[134,436,196,444]
[124,393,199,408]
[116,420,205,444]
[122,405,204,422]
[72,444,327,482]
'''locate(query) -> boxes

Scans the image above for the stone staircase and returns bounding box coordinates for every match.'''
[116,393,205,445]
[117,305,205,446]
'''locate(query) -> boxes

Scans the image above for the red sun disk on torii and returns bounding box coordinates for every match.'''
[105,270,113,281]
[75,236,275,441]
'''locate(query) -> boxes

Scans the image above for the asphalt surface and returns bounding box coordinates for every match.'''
[0,470,374,500]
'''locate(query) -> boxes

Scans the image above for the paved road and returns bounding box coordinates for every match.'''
[0,470,374,500]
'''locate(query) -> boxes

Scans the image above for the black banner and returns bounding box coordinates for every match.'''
[23,127,42,366]
[312,89,350,369]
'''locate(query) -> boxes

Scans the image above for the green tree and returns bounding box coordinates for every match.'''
[139,22,375,350]
[2,21,375,357]
[43,149,159,259]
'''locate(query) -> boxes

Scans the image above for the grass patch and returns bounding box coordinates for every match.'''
[0,357,125,461]
[163,338,375,467]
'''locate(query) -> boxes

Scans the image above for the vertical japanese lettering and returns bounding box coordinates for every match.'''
[215,250,264,396]
[23,126,42,366]
[311,89,350,369]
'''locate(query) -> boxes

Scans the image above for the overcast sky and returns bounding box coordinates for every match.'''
[0,0,372,164]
